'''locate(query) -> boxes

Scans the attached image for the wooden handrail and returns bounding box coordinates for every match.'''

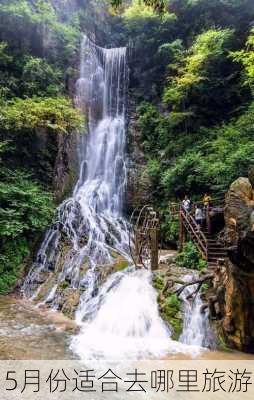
[169,202,180,217]
[180,206,208,260]
[170,197,225,210]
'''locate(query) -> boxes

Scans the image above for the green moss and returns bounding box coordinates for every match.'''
[34,274,55,302]
[201,282,209,293]
[218,334,234,353]
[115,260,129,271]
[58,281,69,290]
[162,313,183,340]
[153,273,184,339]
[153,273,165,291]
[160,292,183,340]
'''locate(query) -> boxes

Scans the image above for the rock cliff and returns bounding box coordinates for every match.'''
[126,99,153,213]
[215,169,254,352]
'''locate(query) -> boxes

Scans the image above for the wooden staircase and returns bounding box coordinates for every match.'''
[206,235,227,268]
[179,206,227,269]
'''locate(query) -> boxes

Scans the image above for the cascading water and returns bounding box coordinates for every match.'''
[180,274,215,348]
[23,36,130,308]
[22,35,210,360]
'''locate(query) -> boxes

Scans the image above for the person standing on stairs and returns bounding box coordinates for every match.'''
[182,195,191,213]
[195,204,203,230]
[203,193,212,209]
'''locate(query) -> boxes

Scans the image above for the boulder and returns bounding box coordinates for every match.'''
[218,169,254,352]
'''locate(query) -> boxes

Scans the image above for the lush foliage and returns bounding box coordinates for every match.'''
[0,0,80,65]
[160,210,179,247]
[0,142,55,293]
[231,28,254,90]
[0,169,54,239]
[139,100,254,199]
[0,0,86,293]
[163,28,235,124]
[112,0,166,13]
[21,57,64,97]
[176,242,207,270]
[121,0,254,247]
[0,238,30,294]
[0,97,83,134]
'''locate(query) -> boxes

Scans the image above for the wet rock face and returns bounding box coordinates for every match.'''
[53,131,79,203]
[34,126,79,203]
[219,171,254,352]
[126,100,153,213]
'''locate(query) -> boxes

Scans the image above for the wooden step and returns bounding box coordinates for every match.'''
[208,255,227,260]
[208,250,227,255]
[208,257,226,263]
[208,245,225,250]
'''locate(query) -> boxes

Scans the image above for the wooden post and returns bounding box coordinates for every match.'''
[179,209,186,251]
[135,229,140,265]
[150,227,159,271]
[206,207,212,234]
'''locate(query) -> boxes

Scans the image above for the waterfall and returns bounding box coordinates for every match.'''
[71,269,199,360]
[22,36,130,308]
[180,274,215,348]
[22,36,210,360]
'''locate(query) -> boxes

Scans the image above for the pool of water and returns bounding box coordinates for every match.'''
[0,295,253,360]
[0,296,76,359]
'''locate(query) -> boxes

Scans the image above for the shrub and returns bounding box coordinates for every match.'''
[160,209,179,247]
[0,169,54,238]
[176,241,206,270]
[0,97,84,134]
[22,57,64,97]
[0,237,30,294]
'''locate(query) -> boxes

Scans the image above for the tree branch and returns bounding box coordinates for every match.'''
[174,274,214,297]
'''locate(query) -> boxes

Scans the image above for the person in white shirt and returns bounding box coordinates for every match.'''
[195,204,203,230]
[182,195,191,212]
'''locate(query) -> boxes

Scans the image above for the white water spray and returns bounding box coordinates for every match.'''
[180,274,214,348]
[23,36,130,307]
[23,36,210,360]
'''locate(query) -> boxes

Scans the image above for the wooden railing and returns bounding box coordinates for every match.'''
[169,196,225,216]
[169,202,180,218]
[169,198,225,260]
[180,206,208,260]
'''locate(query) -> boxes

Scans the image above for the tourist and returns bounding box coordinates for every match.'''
[195,204,203,230]
[182,195,191,212]
[203,192,212,208]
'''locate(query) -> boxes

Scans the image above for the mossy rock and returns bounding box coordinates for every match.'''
[111,252,129,272]
[33,273,56,302]
[217,334,234,352]
[158,291,183,340]
[115,259,129,271]
[153,273,165,291]
[60,288,80,319]
[58,281,69,290]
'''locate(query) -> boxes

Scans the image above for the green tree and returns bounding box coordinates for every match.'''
[22,57,64,96]
[0,97,84,134]
[231,28,254,90]
[0,141,55,293]
[163,29,234,112]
